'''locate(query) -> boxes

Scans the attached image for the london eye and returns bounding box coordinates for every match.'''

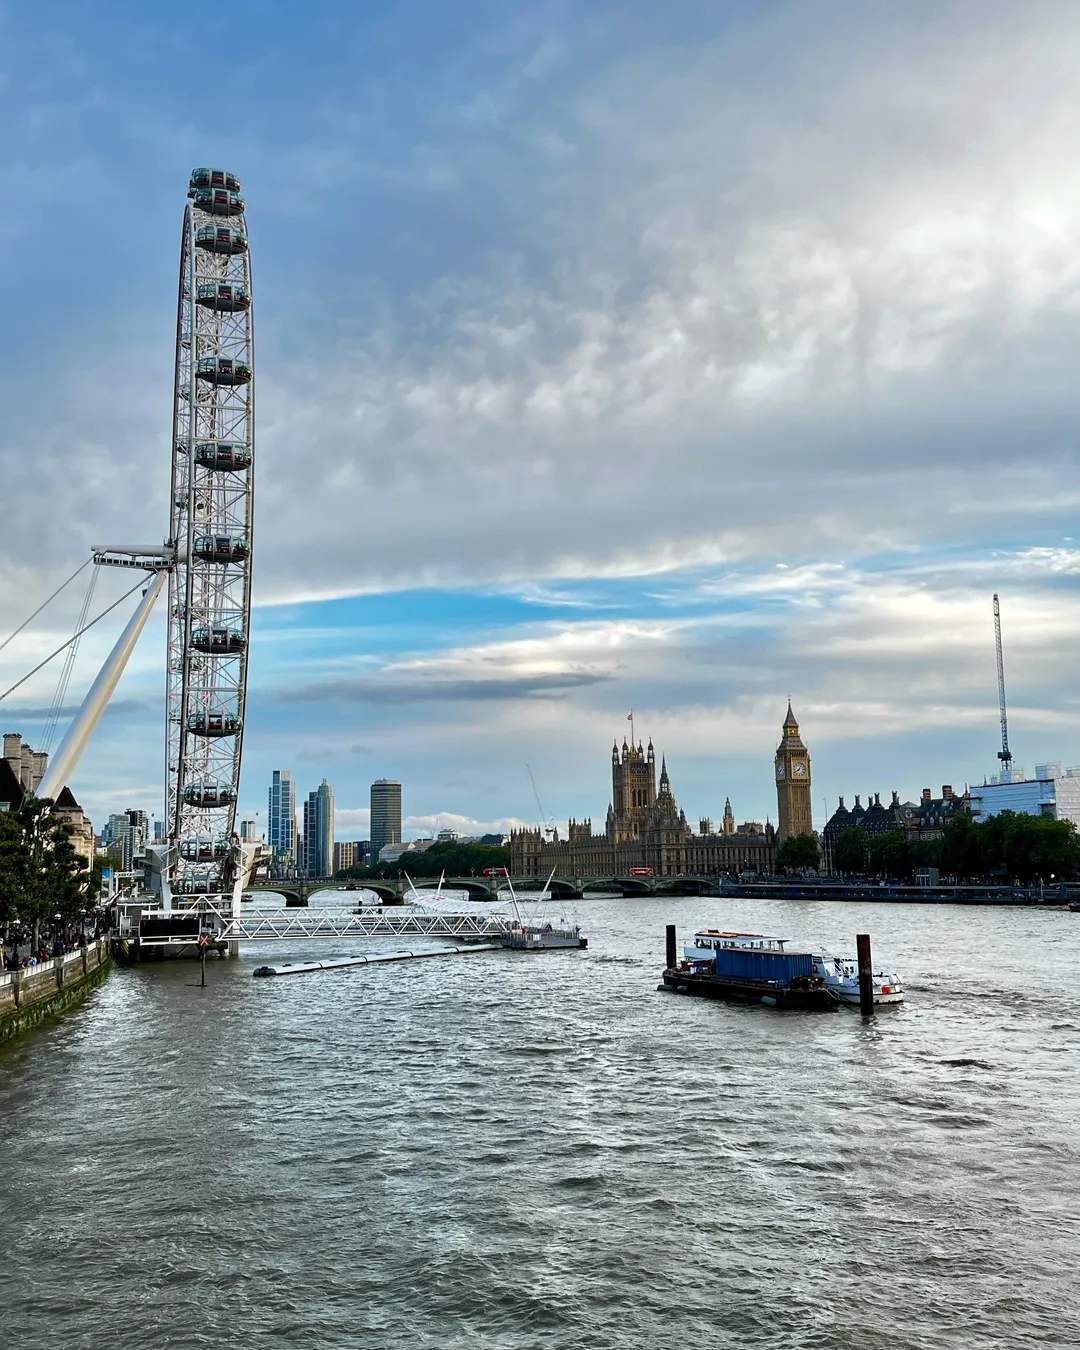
[166,168,254,897]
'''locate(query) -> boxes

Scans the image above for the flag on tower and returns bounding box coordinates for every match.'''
[627,711,633,721]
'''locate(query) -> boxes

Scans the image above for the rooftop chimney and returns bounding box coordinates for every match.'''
[922,788,932,802]
[942,785,954,800]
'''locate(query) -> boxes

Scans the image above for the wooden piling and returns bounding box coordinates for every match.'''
[856,933,874,1016]
[666,924,677,971]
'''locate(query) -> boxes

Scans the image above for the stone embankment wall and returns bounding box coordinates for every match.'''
[0,938,111,1041]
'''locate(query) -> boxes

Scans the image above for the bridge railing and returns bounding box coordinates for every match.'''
[126,897,513,945]
[222,909,509,943]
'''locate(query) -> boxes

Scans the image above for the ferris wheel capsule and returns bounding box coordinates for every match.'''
[172,872,219,896]
[193,534,249,564]
[182,782,236,808]
[190,624,246,655]
[196,355,251,386]
[191,187,245,217]
[195,442,251,473]
[196,282,250,313]
[195,223,248,255]
[186,710,242,738]
[189,167,241,193]
[179,836,231,862]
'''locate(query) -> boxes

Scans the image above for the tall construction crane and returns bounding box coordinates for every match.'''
[525,764,557,839]
[993,593,1013,769]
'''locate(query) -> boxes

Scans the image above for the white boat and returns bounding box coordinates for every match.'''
[811,953,904,1006]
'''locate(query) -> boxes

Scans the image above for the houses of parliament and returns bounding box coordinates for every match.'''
[510,704,813,878]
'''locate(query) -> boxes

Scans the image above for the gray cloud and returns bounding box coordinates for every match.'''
[288,670,611,704]
[6,1,1080,832]
[5,2,1080,618]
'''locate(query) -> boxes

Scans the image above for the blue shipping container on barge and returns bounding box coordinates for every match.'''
[662,929,838,1011]
[711,946,813,982]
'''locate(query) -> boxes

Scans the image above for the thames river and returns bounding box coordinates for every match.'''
[1,895,1078,1349]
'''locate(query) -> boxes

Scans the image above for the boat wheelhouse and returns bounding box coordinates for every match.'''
[811,953,904,1006]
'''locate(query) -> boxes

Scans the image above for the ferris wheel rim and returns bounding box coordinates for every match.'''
[164,169,254,894]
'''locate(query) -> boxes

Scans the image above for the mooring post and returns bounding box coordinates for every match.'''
[666,924,677,971]
[856,933,874,1016]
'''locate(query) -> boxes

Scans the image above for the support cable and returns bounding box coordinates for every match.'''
[0,575,150,705]
[41,567,100,753]
[0,557,92,655]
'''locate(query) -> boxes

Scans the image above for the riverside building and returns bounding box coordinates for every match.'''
[304,779,334,877]
[510,715,791,879]
[370,779,402,862]
[970,764,1080,829]
[0,734,95,867]
[268,770,297,877]
[822,785,971,854]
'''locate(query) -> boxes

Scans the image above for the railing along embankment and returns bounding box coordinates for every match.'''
[0,938,112,1041]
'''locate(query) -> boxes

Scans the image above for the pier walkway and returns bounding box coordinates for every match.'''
[118,903,513,949]
[221,907,510,944]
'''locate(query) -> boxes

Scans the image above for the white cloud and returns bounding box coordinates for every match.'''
[6,2,1080,833]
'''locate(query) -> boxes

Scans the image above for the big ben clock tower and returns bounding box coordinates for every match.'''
[775,701,812,841]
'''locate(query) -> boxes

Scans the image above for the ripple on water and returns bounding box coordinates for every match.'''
[2,897,1079,1349]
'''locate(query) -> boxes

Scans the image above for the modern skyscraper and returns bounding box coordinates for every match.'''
[268,770,297,877]
[304,779,334,877]
[774,702,813,841]
[370,779,402,862]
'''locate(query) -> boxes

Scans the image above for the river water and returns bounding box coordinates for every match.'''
[1,895,1078,1349]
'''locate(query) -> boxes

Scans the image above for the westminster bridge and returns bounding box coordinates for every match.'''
[244,874,724,906]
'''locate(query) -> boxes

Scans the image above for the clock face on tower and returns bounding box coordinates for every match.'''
[776,763,785,778]
[792,762,807,778]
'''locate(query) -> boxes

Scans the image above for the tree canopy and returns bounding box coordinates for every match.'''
[0,799,92,934]
[833,826,870,875]
[839,811,1080,883]
[340,839,511,881]
[775,832,820,873]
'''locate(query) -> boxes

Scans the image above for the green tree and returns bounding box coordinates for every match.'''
[1001,814,1080,883]
[868,829,914,880]
[0,799,91,947]
[775,833,820,873]
[833,826,870,875]
[341,840,512,881]
[937,814,984,880]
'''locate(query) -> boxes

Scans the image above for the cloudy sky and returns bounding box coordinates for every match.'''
[3,0,1080,840]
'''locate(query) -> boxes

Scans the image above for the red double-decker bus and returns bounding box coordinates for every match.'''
[628,867,653,877]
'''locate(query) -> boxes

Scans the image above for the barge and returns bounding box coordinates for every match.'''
[500,920,587,951]
[661,928,839,1011]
